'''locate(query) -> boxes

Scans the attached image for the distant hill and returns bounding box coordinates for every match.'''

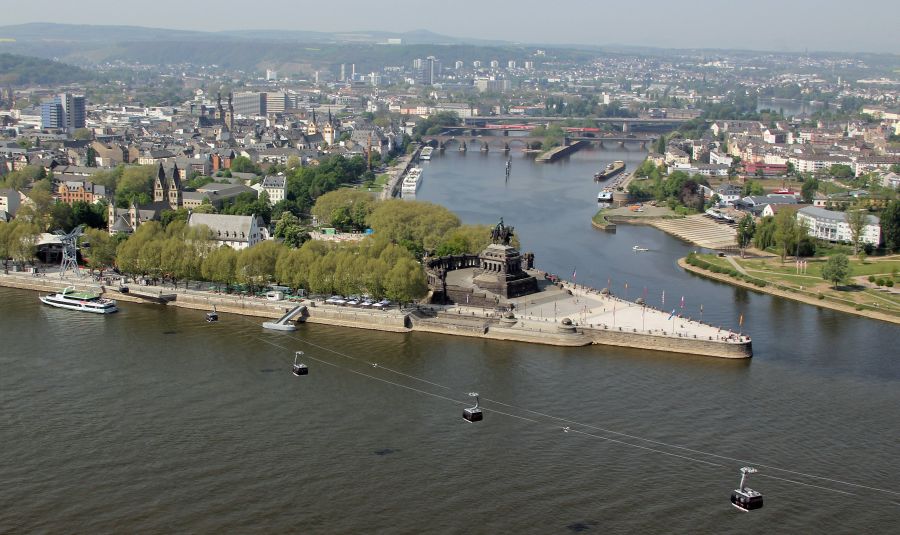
[0,23,510,47]
[0,23,544,75]
[0,53,94,86]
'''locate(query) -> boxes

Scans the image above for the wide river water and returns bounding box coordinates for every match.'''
[2,144,899,534]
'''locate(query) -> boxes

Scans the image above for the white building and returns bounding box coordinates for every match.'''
[258,175,287,205]
[796,206,881,245]
[188,213,268,250]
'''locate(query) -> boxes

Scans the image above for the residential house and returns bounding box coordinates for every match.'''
[257,175,286,205]
[57,180,107,205]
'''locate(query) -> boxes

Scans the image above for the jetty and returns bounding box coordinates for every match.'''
[263,305,306,331]
[535,140,588,163]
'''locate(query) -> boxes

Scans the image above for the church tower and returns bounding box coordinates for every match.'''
[153,163,166,202]
[166,163,182,209]
[306,110,318,136]
[225,92,234,131]
[323,110,335,145]
[216,92,225,121]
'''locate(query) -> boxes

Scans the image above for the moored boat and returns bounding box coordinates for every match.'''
[594,160,626,181]
[401,167,423,193]
[39,287,118,314]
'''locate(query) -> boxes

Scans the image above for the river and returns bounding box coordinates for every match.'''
[2,145,899,533]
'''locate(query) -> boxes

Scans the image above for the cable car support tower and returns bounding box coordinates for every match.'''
[55,225,84,279]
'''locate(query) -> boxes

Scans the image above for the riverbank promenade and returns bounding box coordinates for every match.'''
[2,263,750,358]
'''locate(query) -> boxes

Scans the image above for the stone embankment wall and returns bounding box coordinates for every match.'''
[582,325,752,358]
[2,273,749,357]
[0,273,149,304]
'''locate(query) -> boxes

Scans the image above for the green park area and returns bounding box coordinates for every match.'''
[686,252,900,318]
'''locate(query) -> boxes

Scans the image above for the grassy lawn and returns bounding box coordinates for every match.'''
[692,253,900,314]
[374,173,391,187]
[592,209,612,227]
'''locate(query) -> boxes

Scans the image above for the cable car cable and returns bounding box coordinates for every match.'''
[239,315,898,500]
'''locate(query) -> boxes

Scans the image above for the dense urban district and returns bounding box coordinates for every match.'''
[0,24,899,318]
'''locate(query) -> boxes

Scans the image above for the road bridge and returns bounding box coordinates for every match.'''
[462,115,698,133]
[421,134,654,152]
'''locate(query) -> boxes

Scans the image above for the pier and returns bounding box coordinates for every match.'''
[535,140,589,163]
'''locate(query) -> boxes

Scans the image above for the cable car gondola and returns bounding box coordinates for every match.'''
[292,351,308,376]
[463,392,483,422]
[731,467,764,512]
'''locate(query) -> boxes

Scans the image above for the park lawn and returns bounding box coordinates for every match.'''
[694,253,900,314]
[374,173,391,186]
[728,255,900,279]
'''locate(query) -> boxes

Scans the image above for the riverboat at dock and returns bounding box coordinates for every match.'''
[39,287,118,314]
[594,160,626,181]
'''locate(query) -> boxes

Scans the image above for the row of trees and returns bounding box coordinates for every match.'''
[108,220,428,302]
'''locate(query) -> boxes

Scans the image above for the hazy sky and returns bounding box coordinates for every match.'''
[6,0,900,54]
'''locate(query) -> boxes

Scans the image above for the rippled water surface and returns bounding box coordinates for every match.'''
[2,147,899,533]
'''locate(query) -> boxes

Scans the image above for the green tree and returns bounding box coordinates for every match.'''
[9,222,39,267]
[311,189,376,230]
[0,220,19,273]
[846,208,869,255]
[774,208,800,263]
[202,246,238,289]
[753,215,777,250]
[821,254,851,289]
[800,176,819,204]
[742,179,764,197]
[236,240,281,291]
[737,214,756,257]
[73,128,92,140]
[881,200,900,252]
[828,164,853,179]
[82,228,117,277]
[366,199,460,256]
[230,156,261,175]
[117,165,156,207]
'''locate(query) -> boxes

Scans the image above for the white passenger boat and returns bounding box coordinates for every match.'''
[39,287,118,314]
[420,146,434,160]
[597,189,613,202]
[401,167,423,193]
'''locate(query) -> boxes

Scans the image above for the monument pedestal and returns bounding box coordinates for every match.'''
[472,244,538,299]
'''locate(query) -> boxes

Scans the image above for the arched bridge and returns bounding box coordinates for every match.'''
[422,133,655,152]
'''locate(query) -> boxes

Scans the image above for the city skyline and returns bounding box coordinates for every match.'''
[3,0,900,55]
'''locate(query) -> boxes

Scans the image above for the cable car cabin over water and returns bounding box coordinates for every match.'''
[292,351,308,376]
[731,467,764,512]
[463,392,483,422]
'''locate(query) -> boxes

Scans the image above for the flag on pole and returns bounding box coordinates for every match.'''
[624,281,628,289]
[680,296,685,309]
[739,314,744,327]
[572,267,577,281]
[667,309,676,320]
[700,304,703,313]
